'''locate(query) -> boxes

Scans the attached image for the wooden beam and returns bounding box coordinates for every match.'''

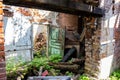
[3,0,104,17]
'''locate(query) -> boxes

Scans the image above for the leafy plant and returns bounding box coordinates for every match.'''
[29,54,62,71]
[110,70,120,80]
[49,54,62,63]
[34,46,47,58]
[30,57,50,70]
[6,56,26,73]
[65,71,74,77]
[79,75,90,80]
[6,53,64,79]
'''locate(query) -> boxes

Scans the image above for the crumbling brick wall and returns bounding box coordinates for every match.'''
[84,17,101,79]
[113,11,120,70]
[85,0,120,79]
[0,0,6,80]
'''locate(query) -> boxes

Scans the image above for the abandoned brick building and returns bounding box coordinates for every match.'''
[0,0,119,80]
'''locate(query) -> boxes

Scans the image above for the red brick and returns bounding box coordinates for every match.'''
[0,2,2,8]
[0,28,3,33]
[0,62,5,68]
[0,33,3,35]
[0,68,5,74]
[0,58,4,62]
[0,52,4,56]
[0,45,4,51]
[0,21,3,27]
[0,52,5,62]
[0,77,7,80]
[0,15,3,21]
[0,34,4,38]
[0,38,4,45]
[0,9,3,15]
[0,73,6,78]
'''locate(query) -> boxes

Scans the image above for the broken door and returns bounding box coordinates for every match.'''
[48,25,65,55]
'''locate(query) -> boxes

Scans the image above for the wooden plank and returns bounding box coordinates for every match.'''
[3,0,104,17]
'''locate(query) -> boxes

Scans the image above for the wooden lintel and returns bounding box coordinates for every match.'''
[3,0,105,17]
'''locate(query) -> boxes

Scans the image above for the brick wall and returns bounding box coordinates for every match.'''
[0,0,6,80]
[98,0,120,79]
[112,0,120,70]
[58,13,78,31]
[84,17,101,79]
[85,0,120,79]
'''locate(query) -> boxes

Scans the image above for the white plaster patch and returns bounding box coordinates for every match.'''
[99,55,114,79]
[109,15,117,28]
[4,17,14,46]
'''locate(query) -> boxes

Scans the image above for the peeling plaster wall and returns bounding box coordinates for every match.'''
[4,6,58,65]
[99,15,117,79]
[32,11,58,46]
[32,10,59,56]
[4,6,33,64]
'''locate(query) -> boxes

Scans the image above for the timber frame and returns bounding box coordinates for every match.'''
[3,0,104,17]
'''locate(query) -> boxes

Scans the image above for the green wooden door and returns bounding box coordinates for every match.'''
[48,25,65,55]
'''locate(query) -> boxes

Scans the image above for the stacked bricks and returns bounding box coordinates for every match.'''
[0,0,6,80]
[84,17,101,79]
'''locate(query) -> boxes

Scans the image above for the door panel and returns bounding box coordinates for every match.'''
[48,25,65,55]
